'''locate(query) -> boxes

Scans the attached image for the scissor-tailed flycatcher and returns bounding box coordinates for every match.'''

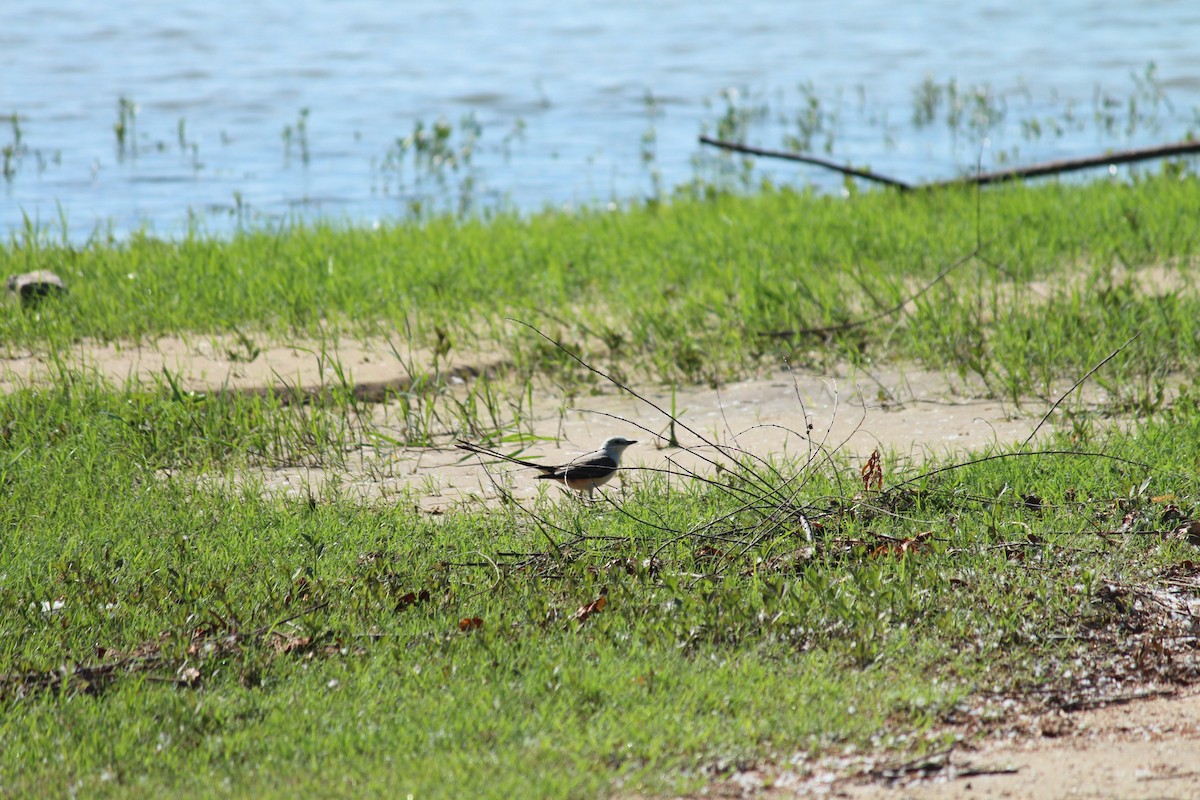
[455,436,637,497]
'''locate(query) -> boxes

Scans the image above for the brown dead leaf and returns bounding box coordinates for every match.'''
[861,449,883,492]
[396,589,431,611]
[458,617,484,632]
[870,531,932,558]
[284,576,310,605]
[603,557,639,575]
[574,595,608,623]
[272,634,313,655]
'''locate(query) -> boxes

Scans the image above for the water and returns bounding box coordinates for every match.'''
[3,0,1200,242]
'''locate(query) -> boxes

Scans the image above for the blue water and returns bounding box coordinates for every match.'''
[3,0,1200,241]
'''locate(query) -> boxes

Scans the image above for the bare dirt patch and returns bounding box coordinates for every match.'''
[254,365,1046,509]
[1,332,1060,507]
[677,687,1200,800]
[843,688,1200,799]
[0,332,504,401]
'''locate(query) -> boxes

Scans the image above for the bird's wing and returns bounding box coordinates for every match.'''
[546,455,618,480]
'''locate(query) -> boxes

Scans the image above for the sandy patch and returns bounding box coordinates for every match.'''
[0,332,501,400]
[836,688,1200,800]
[239,364,1053,510]
[1,332,1085,508]
[672,688,1200,800]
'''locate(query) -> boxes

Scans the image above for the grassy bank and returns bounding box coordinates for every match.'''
[4,171,1200,397]
[3,174,1200,797]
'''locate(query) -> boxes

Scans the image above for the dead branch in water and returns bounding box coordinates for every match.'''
[923,139,1200,188]
[699,136,1200,189]
[698,135,914,189]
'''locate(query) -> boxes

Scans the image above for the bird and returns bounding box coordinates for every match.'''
[455,436,637,497]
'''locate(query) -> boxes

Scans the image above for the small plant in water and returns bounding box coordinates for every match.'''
[373,113,483,217]
[501,117,527,163]
[176,117,203,172]
[2,113,21,181]
[282,107,311,166]
[784,81,840,155]
[692,87,769,190]
[641,89,664,200]
[1,113,63,183]
[910,78,1006,147]
[114,96,138,160]
[230,190,250,225]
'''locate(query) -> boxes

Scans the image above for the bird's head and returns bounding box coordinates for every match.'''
[601,436,637,458]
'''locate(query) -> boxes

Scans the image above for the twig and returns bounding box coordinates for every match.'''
[507,319,778,496]
[957,765,1021,778]
[869,746,955,780]
[1050,687,1177,711]
[886,449,1151,493]
[760,244,983,339]
[508,319,714,448]
[698,136,913,189]
[461,446,570,561]
[1020,332,1142,452]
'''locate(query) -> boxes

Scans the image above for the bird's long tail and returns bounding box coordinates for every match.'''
[454,440,553,473]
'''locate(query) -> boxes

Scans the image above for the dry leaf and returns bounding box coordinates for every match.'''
[871,532,931,558]
[273,634,313,655]
[861,450,883,492]
[574,596,608,623]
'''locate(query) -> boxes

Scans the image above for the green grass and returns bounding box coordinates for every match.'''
[2,369,1199,797]
[5,171,1200,398]
[4,174,1200,796]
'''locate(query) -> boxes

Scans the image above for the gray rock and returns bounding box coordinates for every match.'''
[6,270,67,307]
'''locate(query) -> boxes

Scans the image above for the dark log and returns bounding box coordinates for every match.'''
[925,139,1200,188]
[698,136,1200,189]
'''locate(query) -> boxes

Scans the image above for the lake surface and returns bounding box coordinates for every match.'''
[3,0,1200,241]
